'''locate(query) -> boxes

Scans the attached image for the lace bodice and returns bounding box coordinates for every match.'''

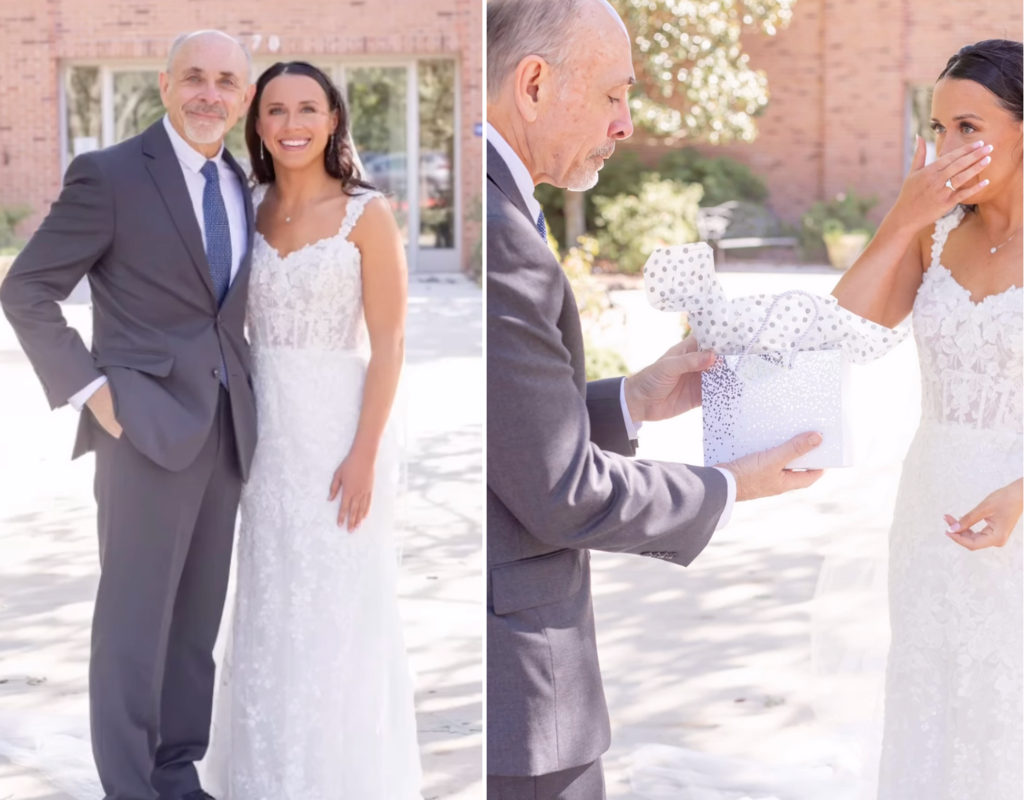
[912,205,1023,432]
[247,185,381,353]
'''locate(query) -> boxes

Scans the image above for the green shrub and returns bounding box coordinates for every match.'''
[538,148,767,249]
[593,177,703,274]
[585,341,630,381]
[800,189,878,260]
[655,149,768,207]
[560,235,608,318]
[0,204,31,251]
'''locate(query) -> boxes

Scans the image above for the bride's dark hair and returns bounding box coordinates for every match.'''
[246,61,376,196]
[938,39,1023,122]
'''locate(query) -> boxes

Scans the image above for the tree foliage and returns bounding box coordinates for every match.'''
[610,0,796,143]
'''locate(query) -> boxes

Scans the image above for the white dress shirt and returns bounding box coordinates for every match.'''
[487,123,736,528]
[70,115,248,411]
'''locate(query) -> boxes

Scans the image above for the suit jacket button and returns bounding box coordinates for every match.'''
[212,367,221,379]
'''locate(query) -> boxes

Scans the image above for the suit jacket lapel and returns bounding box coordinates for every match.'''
[141,121,217,302]
[487,141,536,229]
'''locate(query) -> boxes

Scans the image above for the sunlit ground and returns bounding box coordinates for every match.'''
[596,267,919,798]
[0,277,483,800]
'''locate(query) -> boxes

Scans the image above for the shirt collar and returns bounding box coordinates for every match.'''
[162,114,224,174]
[486,122,542,225]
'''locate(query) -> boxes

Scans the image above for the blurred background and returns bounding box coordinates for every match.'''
[0,0,483,279]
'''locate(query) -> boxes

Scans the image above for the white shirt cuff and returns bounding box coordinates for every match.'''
[618,378,641,440]
[69,376,108,412]
[713,467,736,530]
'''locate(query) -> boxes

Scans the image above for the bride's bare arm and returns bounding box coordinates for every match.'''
[832,136,992,328]
[329,196,408,531]
[831,212,928,329]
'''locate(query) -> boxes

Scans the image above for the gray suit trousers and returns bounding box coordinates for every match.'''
[488,759,606,800]
[90,389,240,800]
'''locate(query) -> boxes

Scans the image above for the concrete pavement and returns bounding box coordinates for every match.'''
[0,276,483,799]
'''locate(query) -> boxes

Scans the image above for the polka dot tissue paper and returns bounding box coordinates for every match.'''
[642,243,908,469]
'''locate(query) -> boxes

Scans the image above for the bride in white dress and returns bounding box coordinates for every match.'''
[630,39,1021,800]
[205,61,422,798]
[831,39,1022,799]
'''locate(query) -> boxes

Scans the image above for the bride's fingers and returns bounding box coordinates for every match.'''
[338,492,352,528]
[947,505,989,535]
[946,525,997,550]
[329,470,343,501]
[934,140,987,174]
[946,153,992,190]
[349,495,365,532]
[954,178,990,204]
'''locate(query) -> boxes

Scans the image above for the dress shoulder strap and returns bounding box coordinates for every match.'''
[929,205,966,268]
[339,190,383,240]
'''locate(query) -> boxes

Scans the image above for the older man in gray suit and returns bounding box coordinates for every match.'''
[486,1,825,797]
[1,31,256,800]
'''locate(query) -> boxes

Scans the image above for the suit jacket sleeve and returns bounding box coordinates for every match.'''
[487,211,727,566]
[0,153,112,408]
[586,377,636,456]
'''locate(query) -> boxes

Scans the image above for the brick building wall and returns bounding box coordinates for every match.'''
[625,0,1023,226]
[0,0,482,271]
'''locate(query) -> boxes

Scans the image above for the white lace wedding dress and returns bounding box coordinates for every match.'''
[204,186,423,799]
[876,205,1022,799]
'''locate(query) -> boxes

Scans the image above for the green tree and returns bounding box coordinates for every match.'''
[612,0,797,144]
[553,1,796,248]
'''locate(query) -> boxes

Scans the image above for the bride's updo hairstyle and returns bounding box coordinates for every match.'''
[938,39,1023,125]
[246,61,375,196]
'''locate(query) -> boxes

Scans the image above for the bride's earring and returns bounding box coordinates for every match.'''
[260,139,266,161]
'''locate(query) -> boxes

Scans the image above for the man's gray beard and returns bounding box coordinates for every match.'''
[184,117,227,146]
[565,161,600,192]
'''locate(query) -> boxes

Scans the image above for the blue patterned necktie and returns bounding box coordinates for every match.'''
[200,160,231,387]
[536,210,547,242]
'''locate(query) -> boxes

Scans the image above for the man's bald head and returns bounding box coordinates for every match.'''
[167,30,252,81]
[159,29,256,156]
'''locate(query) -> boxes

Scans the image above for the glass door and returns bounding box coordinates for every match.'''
[344,66,412,254]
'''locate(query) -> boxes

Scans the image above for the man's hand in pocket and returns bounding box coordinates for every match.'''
[86,383,123,439]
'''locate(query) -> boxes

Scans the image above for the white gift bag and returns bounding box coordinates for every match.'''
[703,348,852,470]
[642,244,907,469]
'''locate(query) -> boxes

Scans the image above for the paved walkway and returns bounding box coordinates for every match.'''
[597,269,919,798]
[0,276,482,799]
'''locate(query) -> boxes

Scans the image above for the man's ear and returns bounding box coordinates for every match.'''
[512,56,548,124]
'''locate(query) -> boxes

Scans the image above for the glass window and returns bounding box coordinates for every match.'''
[907,85,937,169]
[65,66,101,162]
[418,60,456,250]
[346,66,410,243]
[113,71,164,143]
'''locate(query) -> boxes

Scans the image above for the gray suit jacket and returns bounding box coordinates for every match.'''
[0,120,258,480]
[487,141,728,776]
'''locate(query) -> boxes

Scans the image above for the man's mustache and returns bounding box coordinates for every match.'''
[589,141,616,160]
[183,102,227,120]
